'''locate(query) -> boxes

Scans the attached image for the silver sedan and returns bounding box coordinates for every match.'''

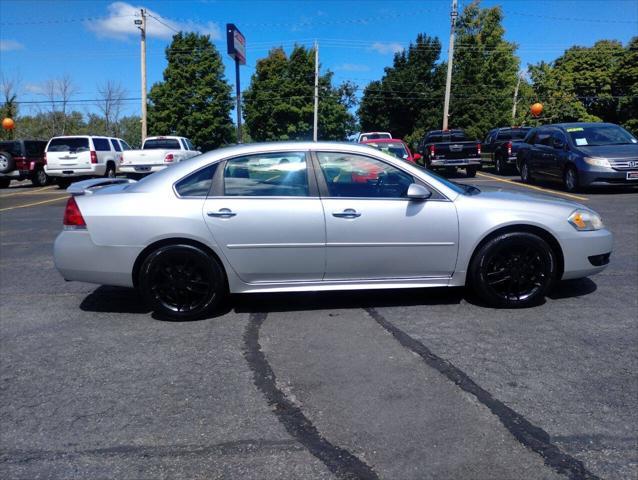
[54,141,613,320]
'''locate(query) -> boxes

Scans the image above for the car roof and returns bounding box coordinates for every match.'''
[547,122,616,129]
[427,129,465,135]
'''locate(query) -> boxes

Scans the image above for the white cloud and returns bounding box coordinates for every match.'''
[0,40,24,51]
[334,63,371,72]
[87,2,221,40]
[23,83,44,95]
[370,42,404,55]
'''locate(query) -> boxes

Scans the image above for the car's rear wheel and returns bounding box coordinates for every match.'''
[469,232,556,308]
[495,155,507,175]
[104,163,116,178]
[466,165,478,178]
[32,168,49,186]
[564,165,579,192]
[520,160,531,184]
[139,244,226,321]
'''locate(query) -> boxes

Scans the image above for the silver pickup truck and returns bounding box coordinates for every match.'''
[119,136,201,178]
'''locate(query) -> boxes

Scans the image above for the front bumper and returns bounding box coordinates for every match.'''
[579,168,638,187]
[560,228,613,280]
[54,230,139,288]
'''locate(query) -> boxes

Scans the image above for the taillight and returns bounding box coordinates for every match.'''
[43,152,47,165]
[90,151,98,164]
[164,153,174,163]
[477,143,481,155]
[63,197,86,228]
[507,141,512,156]
[429,145,436,157]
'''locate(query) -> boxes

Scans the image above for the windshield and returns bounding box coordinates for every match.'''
[567,124,637,147]
[47,138,89,153]
[365,142,409,160]
[143,138,181,150]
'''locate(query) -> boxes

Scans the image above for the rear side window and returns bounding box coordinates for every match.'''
[0,141,22,156]
[110,139,122,152]
[144,138,181,149]
[47,138,89,153]
[175,163,218,197]
[427,135,442,143]
[93,138,111,151]
[224,152,308,197]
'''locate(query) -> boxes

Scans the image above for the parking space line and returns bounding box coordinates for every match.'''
[0,195,68,212]
[476,172,588,201]
[0,186,56,198]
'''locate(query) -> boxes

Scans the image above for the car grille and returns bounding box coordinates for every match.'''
[610,158,638,170]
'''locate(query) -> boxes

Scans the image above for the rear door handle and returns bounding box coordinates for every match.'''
[332,208,361,218]
[207,208,236,218]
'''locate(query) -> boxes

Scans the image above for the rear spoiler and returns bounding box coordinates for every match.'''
[66,178,136,196]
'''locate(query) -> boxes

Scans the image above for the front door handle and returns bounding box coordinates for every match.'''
[332,208,361,218]
[207,208,236,218]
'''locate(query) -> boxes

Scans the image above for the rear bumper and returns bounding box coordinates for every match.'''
[579,168,638,187]
[45,165,106,177]
[0,170,22,178]
[560,228,613,280]
[54,230,139,288]
[119,164,167,174]
[430,158,481,167]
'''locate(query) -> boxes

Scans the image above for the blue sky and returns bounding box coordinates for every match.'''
[1,0,636,119]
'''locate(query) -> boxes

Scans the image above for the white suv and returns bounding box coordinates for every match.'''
[45,136,131,188]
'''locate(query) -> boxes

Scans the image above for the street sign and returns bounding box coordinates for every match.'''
[226,24,246,65]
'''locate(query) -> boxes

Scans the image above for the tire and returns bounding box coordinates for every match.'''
[0,178,10,189]
[139,244,226,321]
[31,168,49,187]
[563,165,579,193]
[57,178,72,189]
[104,163,116,178]
[495,155,507,175]
[469,232,556,308]
[0,151,15,174]
[466,165,478,178]
[520,160,531,184]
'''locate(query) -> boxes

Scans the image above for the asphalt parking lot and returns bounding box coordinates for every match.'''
[1,172,636,480]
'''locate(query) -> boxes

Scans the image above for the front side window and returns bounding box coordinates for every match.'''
[224,152,308,197]
[93,138,111,151]
[175,163,218,197]
[185,139,195,150]
[119,140,131,151]
[317,152,413,198]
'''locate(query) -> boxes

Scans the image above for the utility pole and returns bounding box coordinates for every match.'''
[235,59,242,143]
[135,9,148,143]
[313,41,319,142]
[442,0,458,131]
[512,71,523,123]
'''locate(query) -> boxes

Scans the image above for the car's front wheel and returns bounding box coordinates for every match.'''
[469,232,556,308]
[520,160,531,184]
[32,168,49,186]
[563,165,579,192]
[139,244,226,320]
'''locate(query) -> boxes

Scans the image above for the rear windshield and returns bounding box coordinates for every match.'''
[365,142,409,160]
[143,138,181,149]
[0,141,22,156]
[47,138,90,153]
[359,133,391,141]
[510,128,530,140]
[428,131,468,142]
[566,124,637,147]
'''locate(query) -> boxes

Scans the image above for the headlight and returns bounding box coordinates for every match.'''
[568,209,604,231]
[583,156,610,167]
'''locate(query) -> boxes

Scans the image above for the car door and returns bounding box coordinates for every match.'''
[530,129,553,179]
[202,150,326,284]
[549,130,569,180]
[314,151,459,281]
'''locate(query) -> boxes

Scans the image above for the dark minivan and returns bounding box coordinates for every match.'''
[516,122,638,192]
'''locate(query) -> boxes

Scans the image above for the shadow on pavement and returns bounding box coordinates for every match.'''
[80,285,151,314]
[548,278,597,300]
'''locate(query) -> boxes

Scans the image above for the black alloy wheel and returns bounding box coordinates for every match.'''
[32,168,49,186]
[139,244,226,320]
[520,160,531,184]
[470,232,556,307]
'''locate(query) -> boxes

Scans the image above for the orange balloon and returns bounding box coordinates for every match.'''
[2,118,15,130]
[530,103,543,117]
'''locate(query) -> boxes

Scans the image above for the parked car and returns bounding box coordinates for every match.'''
[0,139,48,188]
[482,127,531,175]
[44,135,130,188]
[119,136,201,178]
[54,141,612,320]
[361,138,422,163]
[517,122,638,192]
[357,132,392,142]
[418,129,481,176]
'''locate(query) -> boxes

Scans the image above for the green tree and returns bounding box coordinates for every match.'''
[358,34,445,142]
[117,115,142,148]
[148,32,235,151]
[243,45,354,141]
[614,37,638,133]
[448,0,520,140]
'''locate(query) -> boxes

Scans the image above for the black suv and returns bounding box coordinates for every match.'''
[516,123,638,192]
[0,140,49,188]
[482,127,531,174]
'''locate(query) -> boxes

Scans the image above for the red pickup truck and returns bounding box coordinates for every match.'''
[0,140,49,188]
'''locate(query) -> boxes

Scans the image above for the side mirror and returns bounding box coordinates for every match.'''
[407,183,432,200]
[413,153,422,162]
[553,139,565,150]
